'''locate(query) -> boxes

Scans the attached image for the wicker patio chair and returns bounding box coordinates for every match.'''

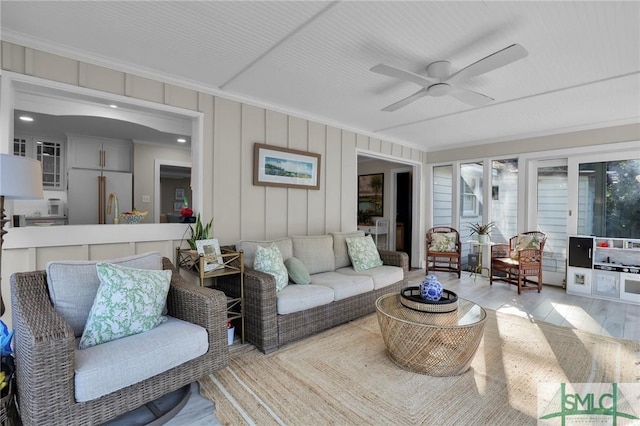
[490,231,546,294]
[425,227,462,278]
[10,257,229,426]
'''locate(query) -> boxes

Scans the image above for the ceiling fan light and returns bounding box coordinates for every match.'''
[428,83,450,97]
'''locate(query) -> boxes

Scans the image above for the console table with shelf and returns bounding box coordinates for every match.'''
[175,247,245,343]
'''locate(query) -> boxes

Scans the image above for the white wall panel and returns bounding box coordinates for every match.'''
[79,63,126,95]
[264,110,289,239]
[287,116,309,236]
[198,93,215,221]
[308,121,327,235]
[325,126,342,232]
[213,97,242,244]
[241,104,267,240]
[340,130,357,232]
[25,48,79,85]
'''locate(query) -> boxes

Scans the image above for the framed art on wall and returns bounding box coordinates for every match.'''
[358,173,384,220]
[253,143,321,190]
[175,188,185,200]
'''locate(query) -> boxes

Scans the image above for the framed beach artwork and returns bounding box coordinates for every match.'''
[196,239,224,272]
[253,143,321,190]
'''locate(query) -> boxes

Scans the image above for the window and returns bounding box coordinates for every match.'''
[432,165,453,227]
[578,159,640,238]
[460,162,482,218]
[490,159,518,243]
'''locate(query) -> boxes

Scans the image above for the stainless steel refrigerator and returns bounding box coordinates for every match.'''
[67,169,133,225]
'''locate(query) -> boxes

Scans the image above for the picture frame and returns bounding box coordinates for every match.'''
[358,173,384,220]
[195,238,224,272]
[175,188,185,200]
[173,201,184,212]
[253,143,321,190]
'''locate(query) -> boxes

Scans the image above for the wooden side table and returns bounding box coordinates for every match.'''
[175,248,245,343]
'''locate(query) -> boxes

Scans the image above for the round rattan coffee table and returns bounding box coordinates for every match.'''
[375,293,487,376]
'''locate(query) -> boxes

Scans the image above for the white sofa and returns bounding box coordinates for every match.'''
[219,231,408,353]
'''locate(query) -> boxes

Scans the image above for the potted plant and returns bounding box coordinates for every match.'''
[187,213,213,251]
[468,221,496,244]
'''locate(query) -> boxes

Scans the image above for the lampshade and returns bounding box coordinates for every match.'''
[0,153,44,199]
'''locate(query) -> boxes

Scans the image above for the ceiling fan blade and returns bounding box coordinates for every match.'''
[370,64,435,88]
[449,88,494,107]
[446,44,528,84]
[381,87,430,112]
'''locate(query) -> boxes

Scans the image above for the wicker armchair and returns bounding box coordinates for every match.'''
[490,231,546,294]
[425,227,462,278]
[10,257,229,426]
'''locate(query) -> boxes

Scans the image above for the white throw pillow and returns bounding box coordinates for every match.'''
[345,235,384,272]
[79,263,171,349]
[254,244,289,292]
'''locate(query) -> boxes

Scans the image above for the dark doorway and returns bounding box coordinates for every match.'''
[396,171,413,266]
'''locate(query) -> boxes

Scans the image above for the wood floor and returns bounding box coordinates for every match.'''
[414,268,640,342]
[166,268,640,425]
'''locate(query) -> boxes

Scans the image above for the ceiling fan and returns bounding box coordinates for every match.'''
[370,44,528,112]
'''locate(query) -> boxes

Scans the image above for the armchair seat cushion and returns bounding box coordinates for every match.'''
[75,316,208,402]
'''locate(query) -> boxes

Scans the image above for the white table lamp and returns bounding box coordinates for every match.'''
[0,154,44,316]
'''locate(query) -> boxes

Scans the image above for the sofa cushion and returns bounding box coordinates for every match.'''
[254,244,289,292]
[336,265,404,290]
[284,257,311,285]
[276,284,334,315]
[46,252,163,337]
[331,231,366,269]
[345,235,383,272]
[79,263,172,349]
[75,316,208,402]
[291,235,335,275]
[236,237,293,269]
[310,271,374,301]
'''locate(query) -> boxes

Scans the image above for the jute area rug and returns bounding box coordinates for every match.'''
[199,310,639,425]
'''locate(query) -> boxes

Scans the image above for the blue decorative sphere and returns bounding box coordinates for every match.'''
[420,275,443,301]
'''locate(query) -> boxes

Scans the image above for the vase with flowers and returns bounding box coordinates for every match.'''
[468,221,496,244]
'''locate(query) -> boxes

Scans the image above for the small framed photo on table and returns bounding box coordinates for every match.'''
[196,239,224,272]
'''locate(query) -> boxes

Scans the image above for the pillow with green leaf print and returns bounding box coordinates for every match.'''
[79,262,171,349]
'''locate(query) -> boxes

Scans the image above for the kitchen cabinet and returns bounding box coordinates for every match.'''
[13,136,64,189]
[67,136,132,172]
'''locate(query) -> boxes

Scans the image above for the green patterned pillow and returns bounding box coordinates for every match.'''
[345,235,384,272]
[79,263,172,349]
[254,244,289,292]
[429,232,457,252]
[511,234,542,259]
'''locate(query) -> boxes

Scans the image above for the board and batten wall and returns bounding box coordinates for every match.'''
[0,42,425,249]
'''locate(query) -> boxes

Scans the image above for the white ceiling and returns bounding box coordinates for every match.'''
[2,1,639,152]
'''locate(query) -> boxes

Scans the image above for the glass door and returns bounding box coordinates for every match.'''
[530,159,568,286]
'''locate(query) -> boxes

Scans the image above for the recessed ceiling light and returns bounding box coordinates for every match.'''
[177,138,187,143]
[109,104,118,109]
[19,116,34,122]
